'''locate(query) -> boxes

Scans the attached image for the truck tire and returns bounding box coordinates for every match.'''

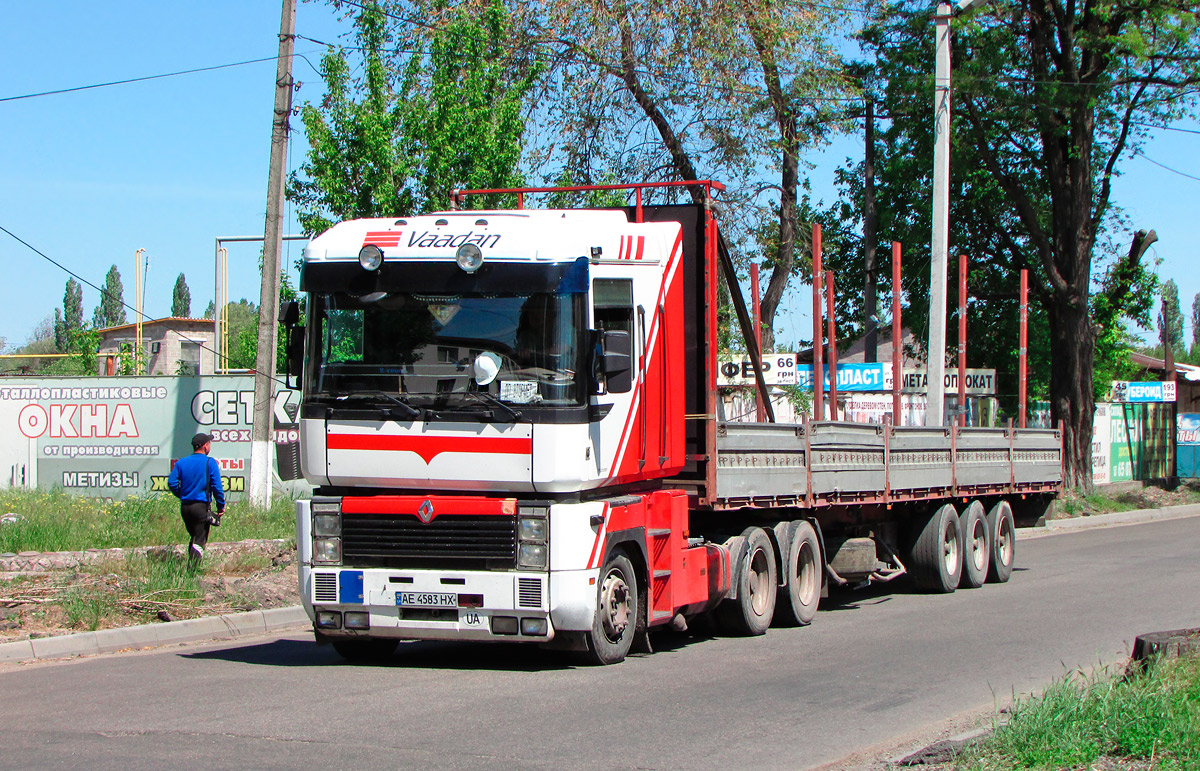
[584,552,638,665]
[986,501,1016,583]
[717,527,777,635]
[910,503,962,593]
[332,638,398,662]
[959,501,990,589]
[775,520,821,627]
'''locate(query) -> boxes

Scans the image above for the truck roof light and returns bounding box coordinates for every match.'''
[456,243,484,273]
[475,219,488,226]
[394,218,408,225]
[359,244,384,271]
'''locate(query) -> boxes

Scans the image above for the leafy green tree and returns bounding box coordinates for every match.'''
[93,265,127,329]
[1158,279,1183,357]
[171,273,191,317]
[530,0,855,352]
[1192,291,1200,361]
[53,279,85,353]
[288,0,537,234]
[847,0,1199,489]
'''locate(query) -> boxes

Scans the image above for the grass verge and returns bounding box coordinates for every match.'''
[0,488,296,554]
[958,655,1200,770]
[1,546,295,638]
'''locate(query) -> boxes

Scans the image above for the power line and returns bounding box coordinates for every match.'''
[0,55,288,103]
[1135,151,1200,182]
[0,223,287,385]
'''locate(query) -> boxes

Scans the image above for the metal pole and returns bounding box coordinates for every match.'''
[958,253,967,427]
[751,262,765,422]
[1019,268,1028,429]
[926,0,953,426]
[812,224,825,421]
[135,248,144,375]
[250,0,296,507]
[863,100,878,362]
[892,242,902,426]
[825,271,839,419]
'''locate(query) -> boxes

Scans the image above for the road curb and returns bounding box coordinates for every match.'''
[0,605,308,665]
[1018,502,1200,539]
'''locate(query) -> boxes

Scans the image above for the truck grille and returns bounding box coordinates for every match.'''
[341,512,517,570]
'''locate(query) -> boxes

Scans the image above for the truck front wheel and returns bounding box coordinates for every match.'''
[584,552,638,665]
[911,503,962,593]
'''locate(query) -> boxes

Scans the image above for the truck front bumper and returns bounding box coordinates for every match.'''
[300,565,555,642]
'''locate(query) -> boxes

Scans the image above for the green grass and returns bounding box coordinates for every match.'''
[960,656,1200,770]
[0,488,296,554]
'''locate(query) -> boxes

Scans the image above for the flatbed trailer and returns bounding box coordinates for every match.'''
[285,181,1061,664]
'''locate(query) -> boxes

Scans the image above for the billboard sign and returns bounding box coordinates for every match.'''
[0,376,301,500]
[796,362,893,392]
[1109,381,1176,403]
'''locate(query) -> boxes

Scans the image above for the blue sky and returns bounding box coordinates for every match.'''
[2,1,1197,353]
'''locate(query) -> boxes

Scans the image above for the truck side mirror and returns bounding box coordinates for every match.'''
[280,300,300,327]
[602,330,633,394]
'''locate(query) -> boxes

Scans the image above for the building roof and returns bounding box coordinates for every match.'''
[95,317,212,335]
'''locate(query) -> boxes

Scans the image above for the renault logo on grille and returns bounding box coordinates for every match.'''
[417,499,435,524]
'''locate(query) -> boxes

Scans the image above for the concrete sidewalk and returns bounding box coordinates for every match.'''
[0,605,309,665]
[2,502,1197,667]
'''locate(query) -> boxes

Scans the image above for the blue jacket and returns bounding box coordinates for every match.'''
[167,452,226,510]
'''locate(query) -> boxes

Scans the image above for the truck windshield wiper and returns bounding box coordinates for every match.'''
[465,391,522,422]
[335,391,421,420]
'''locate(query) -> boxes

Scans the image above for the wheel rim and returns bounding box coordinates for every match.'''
[996,517,1014,567]
[795,541,817,605]
[969,518,987,572]
[600,569,631,642]
[941,520,959,574]
[748,547,771,615]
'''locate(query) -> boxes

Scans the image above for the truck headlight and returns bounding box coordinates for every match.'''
[517,542,547,569]
[314,537,342,565]
[517,507,548,571]
[313,513,340,537]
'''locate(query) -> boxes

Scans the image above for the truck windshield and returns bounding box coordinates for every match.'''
[307,291,585,407]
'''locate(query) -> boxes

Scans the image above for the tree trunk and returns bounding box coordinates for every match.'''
[1047,291,1095,491]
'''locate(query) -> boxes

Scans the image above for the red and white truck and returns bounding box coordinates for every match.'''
[285,181,1061,664]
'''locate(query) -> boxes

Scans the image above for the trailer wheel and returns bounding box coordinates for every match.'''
[331,638,398,663]
[959,501,990,589]
[911,503,962,593]
[584,552,638,665]
[986,501,1016,583]
[717,527,777,635]
[775,521,821,627]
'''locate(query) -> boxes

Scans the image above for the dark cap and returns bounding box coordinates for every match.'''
[191,432,213,449]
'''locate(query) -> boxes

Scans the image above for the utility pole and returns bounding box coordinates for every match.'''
[926,0,952,426]
[250,0,296,507]
[863,100,878,363]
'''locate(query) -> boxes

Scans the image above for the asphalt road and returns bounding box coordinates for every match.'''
[2,516,1198,771]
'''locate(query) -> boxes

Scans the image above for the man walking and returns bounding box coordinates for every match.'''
[167,432,225,568]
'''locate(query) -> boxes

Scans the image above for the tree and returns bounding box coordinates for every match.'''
[529,0,855,352]
[93,265,127,329]
[1158,278,1184,356]
[288,0,537,234]
[172,273,191,317]
[53,278,85,353]
[1193,291,1200,360]
[850,0,1199,489]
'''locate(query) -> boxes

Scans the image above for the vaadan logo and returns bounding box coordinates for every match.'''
[406,230,501,249]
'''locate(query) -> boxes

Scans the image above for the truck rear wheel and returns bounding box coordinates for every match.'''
[717,527,777,635]
[911,503,962,593]
[775,520,821,627]
[584,552,638,665]
[959,501,990,589]
[986,501,1016,583]
[331,638,398,663]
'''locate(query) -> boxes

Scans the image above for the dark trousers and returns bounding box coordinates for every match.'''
[180,500,211,566]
